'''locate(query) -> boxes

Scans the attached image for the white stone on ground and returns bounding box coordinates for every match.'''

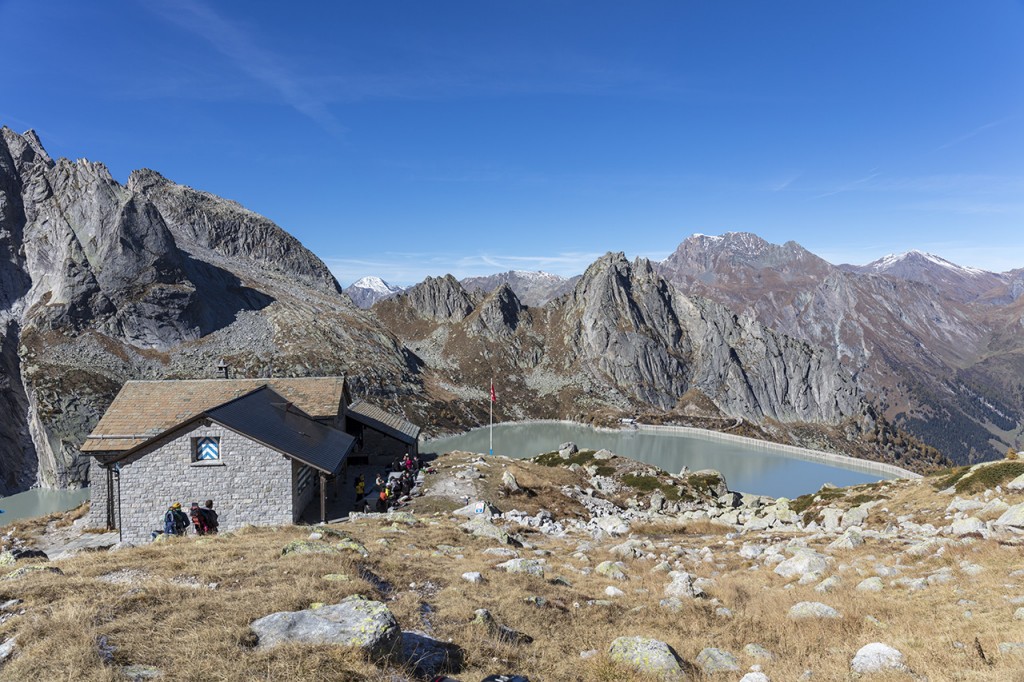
[850,642,909,674]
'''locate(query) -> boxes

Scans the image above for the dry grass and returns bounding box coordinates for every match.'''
[3,459,1024,681]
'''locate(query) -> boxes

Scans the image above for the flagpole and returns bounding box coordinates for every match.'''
[489,378,493,456]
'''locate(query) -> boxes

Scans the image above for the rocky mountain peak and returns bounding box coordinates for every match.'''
[852,250,1005,304]
[129,169,340,294]
[399,274,476,322]
[2,127,55,176]
[466,283,523,337]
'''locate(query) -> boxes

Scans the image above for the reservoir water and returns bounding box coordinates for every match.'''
[0,488,91,526]
[424,422,898,499]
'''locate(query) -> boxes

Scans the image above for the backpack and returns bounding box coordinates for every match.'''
[191,509,210,534]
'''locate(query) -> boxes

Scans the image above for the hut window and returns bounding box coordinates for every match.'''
[193,436,221,462]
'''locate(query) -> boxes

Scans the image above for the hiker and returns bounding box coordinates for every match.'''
[202,499,219,534]
[376,486,389,512]
[163,502,190,536]
[375,473,385,489]
[189,502,209,535]
[354,474,365,497]
[402,453,413,472]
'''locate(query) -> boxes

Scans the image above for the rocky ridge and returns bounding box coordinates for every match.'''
[656,232,1024,463]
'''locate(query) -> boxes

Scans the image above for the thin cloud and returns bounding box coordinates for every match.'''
[146,0,343,135]
[936,115,1016,151]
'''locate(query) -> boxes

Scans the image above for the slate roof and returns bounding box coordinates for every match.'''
[346,399,421,445]
[204,387,354,474]
[82,377,346,453]
[110,386,354,475]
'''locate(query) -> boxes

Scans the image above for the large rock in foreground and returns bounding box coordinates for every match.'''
[608,636,689,680]
[250,596,401,660]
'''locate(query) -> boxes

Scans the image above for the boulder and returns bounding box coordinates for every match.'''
[850,642,909,674]
[496,559,544,577]
[827,528,864,550]
[593,449,614,460]
[462,517,516,545]
[856,577,884,593]
[820,507,843,532]
[461,572,484,584]
[249,596,401,661]
[994,503,1024,531]
[950,517,985,536]
[595,515,630,536]
[1007,474,1024,492]
[558,442,579,458]
[501,470,522,493]
[596,561,628,581]
[774,550,830,580]
[694,647,740,673]
[335,539,369,557]
[281,540,342,556]
[743,644,776,661]
[665,571,704,599]
[788,602,842,619]
[608,636,688,680]
[401,630,464,678]
[472,609,533,645]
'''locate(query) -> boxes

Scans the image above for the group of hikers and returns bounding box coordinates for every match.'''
[353,452,425,513]
[156,499,219,539]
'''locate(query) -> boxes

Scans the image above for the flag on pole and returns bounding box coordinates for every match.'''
[490,381,496,403]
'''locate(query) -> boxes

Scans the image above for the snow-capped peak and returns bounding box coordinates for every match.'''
[509,270,563,281]
[866,251,987,276]
[350,276,401,294]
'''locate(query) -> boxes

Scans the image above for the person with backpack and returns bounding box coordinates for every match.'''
[202,499,219,534]
[189,502,208,535]
[376,486,389,513]
[163,502,190,536]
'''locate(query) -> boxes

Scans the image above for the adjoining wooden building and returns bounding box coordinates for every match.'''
[82,377,419,542]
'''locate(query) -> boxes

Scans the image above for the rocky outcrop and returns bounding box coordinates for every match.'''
[552,252,863,422]
[397,274,476,322]
[0,127,419,493]
[129,169,340,294]
[466,284,523,337]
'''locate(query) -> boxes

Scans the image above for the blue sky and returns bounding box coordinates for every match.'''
[3,1,1023,285]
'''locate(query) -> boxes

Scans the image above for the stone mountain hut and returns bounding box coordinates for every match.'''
[82,377,420,543]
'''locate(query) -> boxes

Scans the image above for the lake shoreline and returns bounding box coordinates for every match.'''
[425,418,921,484]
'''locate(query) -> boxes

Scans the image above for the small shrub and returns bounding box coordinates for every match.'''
[931,466,971,491]
[621,474,680,501]
[954,461,1024,494]
[533,449,597,467]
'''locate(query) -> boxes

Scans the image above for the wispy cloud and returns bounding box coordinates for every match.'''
[810,169,881,200]
[146,0,343,135]
[936,115,1016,151]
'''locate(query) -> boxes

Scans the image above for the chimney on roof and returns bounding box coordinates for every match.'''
[216,359,229,379]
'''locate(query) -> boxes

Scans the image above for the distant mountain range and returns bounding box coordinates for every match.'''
[344,270,578,309]
[0,125,1016,494]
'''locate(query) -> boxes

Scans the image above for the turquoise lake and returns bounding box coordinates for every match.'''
[424,422,897,499]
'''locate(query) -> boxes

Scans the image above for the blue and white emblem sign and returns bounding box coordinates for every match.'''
[196,437,220,460]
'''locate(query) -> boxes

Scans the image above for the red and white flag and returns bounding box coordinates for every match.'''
[490,381,496,403]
